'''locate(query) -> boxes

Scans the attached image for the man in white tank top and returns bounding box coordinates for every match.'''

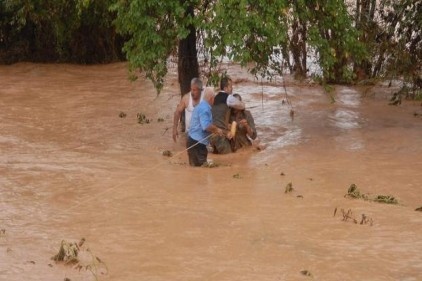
[173,78,204,142]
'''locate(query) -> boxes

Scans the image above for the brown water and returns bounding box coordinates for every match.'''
[0,63,421,281]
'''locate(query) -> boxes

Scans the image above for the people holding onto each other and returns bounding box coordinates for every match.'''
[187,87,224,166]
[210,76,243,154]
[173,78,204,142]
[229,94,257,151]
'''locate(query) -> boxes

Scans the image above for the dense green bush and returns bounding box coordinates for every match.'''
[0,0,124,64]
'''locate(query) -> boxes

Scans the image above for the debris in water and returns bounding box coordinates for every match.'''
[78,237,85,247]
[335,208,373,226]
[300,270,312,277]
[389,91,402,105]
[202,162,219,168]
[51,238,108,279]
[373,195,398,205]
[415,206,422,212]
[290,109,295,120]
[296,195,303,199]
[64,278,71,281]
[157,117,165,122]
[341,209,358,224]
[233,173,241,179]
[284,182,294,193]
[162,150,173,157]
[0,229,5,236]
[118,111,127,118]
[137,112,150,124]
[344,184,368,199]
[360,214,373,225]
[345,184,399,204]
[51,239,81,264]
[280,172,285,176]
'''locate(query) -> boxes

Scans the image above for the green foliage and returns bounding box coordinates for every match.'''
[111,0,197,93]
[345,184,398,205]
[203,0,289,78]
[353,0,421,91]
[0,0,123,63]
[1,0,419,92]
[304,0,366,83]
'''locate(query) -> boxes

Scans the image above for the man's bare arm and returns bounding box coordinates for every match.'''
[172,95,188,142]
[206,124,223,136]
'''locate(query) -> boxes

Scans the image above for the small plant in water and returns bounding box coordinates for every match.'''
[137,113,150,124]
[373,195,398,205]
[344,184,398,205]
[344,184,367,199]
[157,117,165,122]
[51,238,108,280]
[118,111,127,118]
[284,182,294,193]
[300,270,312,277]
[162,150,172,157]
[233,173,241,179]
[334,208,373,226]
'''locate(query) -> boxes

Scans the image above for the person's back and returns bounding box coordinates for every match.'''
[212,91,229,129]
[210,77,233,154]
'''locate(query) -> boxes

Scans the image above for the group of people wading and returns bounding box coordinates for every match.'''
[173,76,257,167]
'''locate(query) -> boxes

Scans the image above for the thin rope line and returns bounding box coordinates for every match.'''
[60,134,213,214]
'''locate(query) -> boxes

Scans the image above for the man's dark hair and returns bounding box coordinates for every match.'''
[220,76,232,90]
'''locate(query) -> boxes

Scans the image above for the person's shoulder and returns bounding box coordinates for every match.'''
[214,91,228,105]
[181,92,190,101]
[245,110,254,117]
[179,93,190,106]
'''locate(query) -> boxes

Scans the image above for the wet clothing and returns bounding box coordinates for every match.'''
[187,100,212,166]
[212,91,229,129]
[187,136,208,166]
[184,91,204,131]
[229,110,257,151]
[188,100,212,145]
[211,91,231,154]
[210,134,232,154]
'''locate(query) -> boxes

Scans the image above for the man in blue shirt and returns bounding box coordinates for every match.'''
[187,87,223,166]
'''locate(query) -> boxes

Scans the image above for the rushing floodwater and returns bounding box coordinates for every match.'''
[0,63,421,281]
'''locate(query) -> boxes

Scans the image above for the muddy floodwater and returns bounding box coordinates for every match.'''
[0,63,421,281]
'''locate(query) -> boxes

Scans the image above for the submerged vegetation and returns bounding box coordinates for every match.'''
[334,208,374,226]
[345,184,398,205]
[52,238,107,280]
[0,0,420,95]
[284,182,294,193]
